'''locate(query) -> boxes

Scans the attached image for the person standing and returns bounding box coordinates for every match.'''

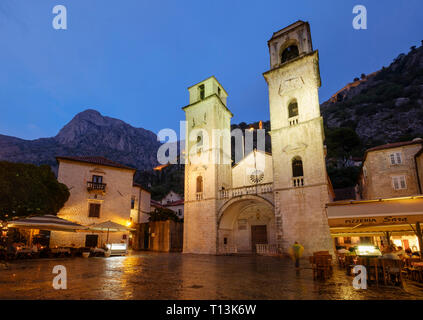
[291,241,304,269]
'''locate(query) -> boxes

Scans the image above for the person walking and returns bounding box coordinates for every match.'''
[291,241,304,269]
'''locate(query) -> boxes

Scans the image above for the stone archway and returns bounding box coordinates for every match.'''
[217,195,275,254]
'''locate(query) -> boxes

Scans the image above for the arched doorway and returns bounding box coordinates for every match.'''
[217,196,275,254]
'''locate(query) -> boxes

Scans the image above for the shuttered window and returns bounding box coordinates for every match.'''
[392,176,407,190]
[390,152,402,165]
[89,203,101,218]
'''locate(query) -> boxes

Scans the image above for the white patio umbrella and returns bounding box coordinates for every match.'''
[8,215,88,232]
[88,220,135,243]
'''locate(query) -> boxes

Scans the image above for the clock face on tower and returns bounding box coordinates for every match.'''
[249,170,264,184]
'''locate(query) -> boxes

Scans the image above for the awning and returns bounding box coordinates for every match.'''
[8,215,88,232]
[327,196,423,236]
[87,220,134,243]
[88,220,135,232]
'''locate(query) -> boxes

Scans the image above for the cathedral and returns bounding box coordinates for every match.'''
[182,21,334,256]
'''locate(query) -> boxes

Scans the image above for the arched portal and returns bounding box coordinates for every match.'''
[217,195,275,254]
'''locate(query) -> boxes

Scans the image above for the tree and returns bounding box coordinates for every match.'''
[0,161,70,220]
[148,207,181,222]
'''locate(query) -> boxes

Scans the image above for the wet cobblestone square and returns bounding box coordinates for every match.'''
[1,252,423,300]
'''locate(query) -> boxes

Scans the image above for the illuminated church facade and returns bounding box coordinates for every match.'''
[182,21,334,256]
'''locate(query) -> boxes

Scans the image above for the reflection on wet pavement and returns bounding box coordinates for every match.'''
[1,252,423,300]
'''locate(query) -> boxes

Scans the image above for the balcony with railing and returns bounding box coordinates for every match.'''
[87,181,107,192]
[218,183,273,200]
[292,177,304,188]
[196,192,203,201]
[288,116,299,127]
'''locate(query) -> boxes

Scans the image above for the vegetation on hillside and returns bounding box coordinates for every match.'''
[135,163,185,200]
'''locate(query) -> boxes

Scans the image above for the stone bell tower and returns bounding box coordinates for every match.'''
[182,76,233,254]
[263,21,333,256]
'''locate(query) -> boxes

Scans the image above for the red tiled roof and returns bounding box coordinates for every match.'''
[366,139,423,153]
[56,156,136,171]
[164,199,184,207]
[151,199,166,209]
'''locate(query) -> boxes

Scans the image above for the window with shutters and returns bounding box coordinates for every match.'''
[389,152,402,165]
[89,203,101,218]
[392,176,407,190]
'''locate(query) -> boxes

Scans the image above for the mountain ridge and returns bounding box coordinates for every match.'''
[0,109,161,173]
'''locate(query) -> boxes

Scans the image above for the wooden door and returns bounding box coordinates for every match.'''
[251,225,268,252]
[85,235,98,248]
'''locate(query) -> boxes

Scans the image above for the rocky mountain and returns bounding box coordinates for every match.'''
[322,42,423,147]
[0,109,161,173]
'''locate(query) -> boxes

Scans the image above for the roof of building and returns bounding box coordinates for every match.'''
[231,149,272,169]
[268,20,307,42]
[133,182,151,193]
[56,156,136,171]
[150,199,167,209]
[186,75,229,96]
[366,139,423,153]
[164,199,184,207]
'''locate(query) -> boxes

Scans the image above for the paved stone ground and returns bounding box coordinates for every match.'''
[1,252,423,300]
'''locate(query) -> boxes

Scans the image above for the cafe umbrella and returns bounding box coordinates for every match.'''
[8,215,88,232]
[7,215,89,247]
[88,220,135,243]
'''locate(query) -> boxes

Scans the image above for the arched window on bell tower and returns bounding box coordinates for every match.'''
[292,157,304,187]
[196,176,203,200]
[281,45,299,64]
[288,100,299,126]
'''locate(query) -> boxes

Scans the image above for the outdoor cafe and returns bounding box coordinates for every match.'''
[0,215,134,260]
[326,196,423,286]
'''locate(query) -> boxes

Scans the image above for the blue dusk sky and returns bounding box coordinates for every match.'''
[0,0,422,140]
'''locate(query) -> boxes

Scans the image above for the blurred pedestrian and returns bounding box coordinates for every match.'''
[290,241,304,269]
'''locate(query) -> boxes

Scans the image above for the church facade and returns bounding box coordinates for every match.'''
[182,21,333,256]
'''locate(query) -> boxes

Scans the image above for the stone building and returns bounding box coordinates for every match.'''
[183,21,333,256]
[131,183,152,224]
[359,139,423,199]
[327,139,423,252]
[50,156,150,248]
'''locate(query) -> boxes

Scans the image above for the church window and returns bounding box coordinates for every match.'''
[288,100,299,118]
[281,45,299,63]
[199,84,205,100]
[218,87,221,96]
[292,157,304,188]
[196,176,203,193]
[292,157,304,177]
